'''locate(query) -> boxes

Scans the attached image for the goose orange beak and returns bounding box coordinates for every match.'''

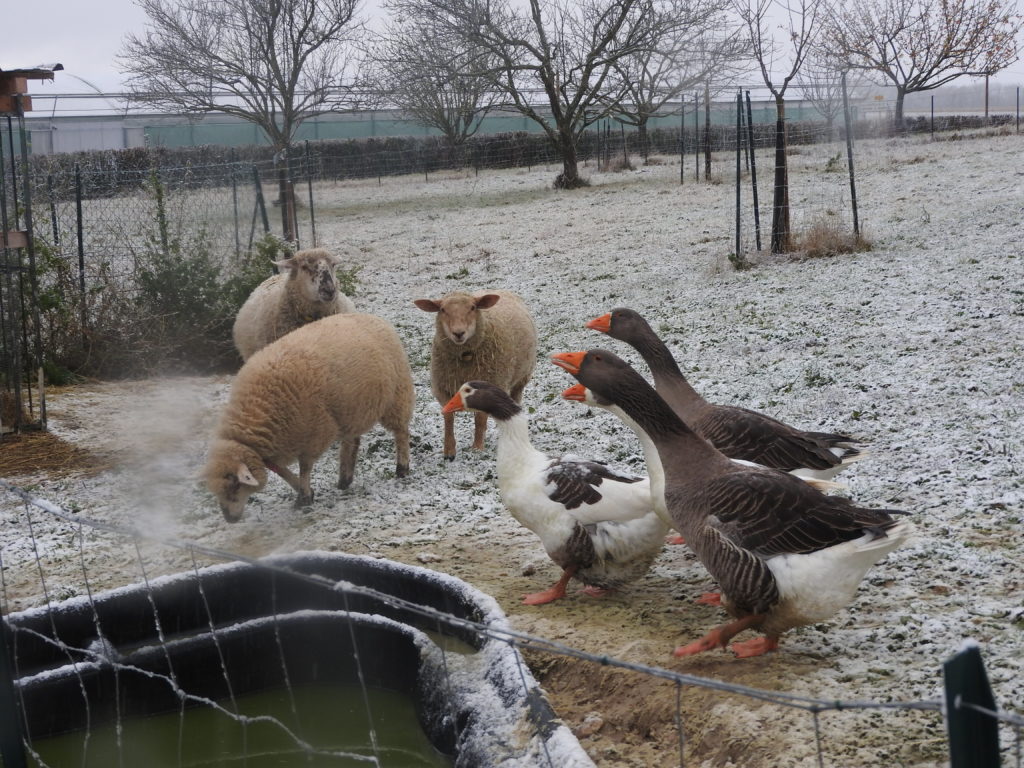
[551,351,585,375]
[561,384,587,402]
[441,392,465,414]
[586,312,612,333]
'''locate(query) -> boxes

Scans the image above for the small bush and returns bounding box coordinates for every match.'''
[728,252,752,271]
[798,218,872,259]
[36,174,270,377]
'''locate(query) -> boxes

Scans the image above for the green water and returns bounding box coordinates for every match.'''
[22,684,452,767]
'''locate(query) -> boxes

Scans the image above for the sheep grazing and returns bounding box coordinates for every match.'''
[232,247,357,361]
[414,290,536,460]
[204,312,414,522]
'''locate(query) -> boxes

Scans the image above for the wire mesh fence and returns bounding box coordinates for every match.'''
[1,480,1021,768]
[4,102,1021,388]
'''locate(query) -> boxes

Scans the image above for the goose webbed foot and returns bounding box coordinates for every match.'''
[673,614,766,658]
[522,568,574,605]
[730,635,779,658]
[673,628,727,657]
[696,592,722,606]
[522,585,567,605]
[580,585,612,598]
[665,534,686,545]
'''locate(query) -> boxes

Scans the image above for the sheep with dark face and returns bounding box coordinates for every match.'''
[232,247,356,361]
[205,312,414,522]
[414,290,536,460]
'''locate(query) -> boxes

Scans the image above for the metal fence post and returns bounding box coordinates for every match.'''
[305,140,317,248]
[735,90,742,261]
[944,643,1001,768]
[841,72,860,238]
[253,165,270,235]
[679,104,685,185]
[745,91,762,252]
[230,148,240,261]
[75,165,86,339]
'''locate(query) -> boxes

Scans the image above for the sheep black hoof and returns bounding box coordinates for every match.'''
[294,492,314,508]
[443,455,455,463]
[396,464,409,478]
[337,478,353,491]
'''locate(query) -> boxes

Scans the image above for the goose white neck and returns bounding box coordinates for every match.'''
[602,405,670,524]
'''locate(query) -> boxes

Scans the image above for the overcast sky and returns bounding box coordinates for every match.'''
[5,0,1024,98]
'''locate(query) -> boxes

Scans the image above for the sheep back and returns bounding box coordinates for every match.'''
[232,247,356,361]
[220,313,413,459]
[207,312,414,519]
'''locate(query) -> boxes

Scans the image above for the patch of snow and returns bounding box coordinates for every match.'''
[2,131,1022,766]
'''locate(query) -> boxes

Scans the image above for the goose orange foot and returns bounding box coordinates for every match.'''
[673,614,766,657]
[673,628,727,657]
[581,585,612,598]
[522,587,565,605]
[522,569,574,605]
[730,636,779,658]
[665,534,686,545]
[696,592,722,606]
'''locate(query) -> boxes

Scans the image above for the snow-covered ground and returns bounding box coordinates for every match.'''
[2,129,1022,767]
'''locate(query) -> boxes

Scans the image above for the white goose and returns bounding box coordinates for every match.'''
[442,380,668,605]
[552,350,912,658]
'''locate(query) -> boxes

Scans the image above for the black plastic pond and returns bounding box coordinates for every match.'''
[1,551,594,767]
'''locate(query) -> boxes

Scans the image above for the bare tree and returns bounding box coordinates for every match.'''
[120,0,363,240]
[797,47,875,139]
[607,1,747,162]
[736,0,825,253]
[823,0,1022,133]
[386,0,688,188]
[369,20,500,153]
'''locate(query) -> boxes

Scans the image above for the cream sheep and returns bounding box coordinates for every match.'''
[204,312,414,522]
[414,290,536,460]
[232,247,357,361]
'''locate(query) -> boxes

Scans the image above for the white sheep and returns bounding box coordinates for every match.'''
[204,312,414,522]
[232,247,357,361]
[414,290,536,460]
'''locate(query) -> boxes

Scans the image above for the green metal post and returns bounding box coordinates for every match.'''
[944,644,1001,768]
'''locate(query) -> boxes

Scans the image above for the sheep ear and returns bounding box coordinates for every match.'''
[414,299,441,313]
[475,294,501,310]
[236,463,260,486]
[273,258,295,272]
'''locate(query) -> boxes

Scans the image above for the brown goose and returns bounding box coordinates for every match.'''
[551,349,912,658]
[442,381,667,605]
[587,308,863,480]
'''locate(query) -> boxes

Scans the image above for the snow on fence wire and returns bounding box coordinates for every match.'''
[1,479,1020,768]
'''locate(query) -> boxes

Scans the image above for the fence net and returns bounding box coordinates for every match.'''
[2,481,1022,768]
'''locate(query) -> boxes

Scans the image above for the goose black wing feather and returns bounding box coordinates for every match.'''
[544,457,643,510]
[700,405,846,471]
[697,468,902,558]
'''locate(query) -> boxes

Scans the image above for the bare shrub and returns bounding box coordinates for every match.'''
[798,218,872,259]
